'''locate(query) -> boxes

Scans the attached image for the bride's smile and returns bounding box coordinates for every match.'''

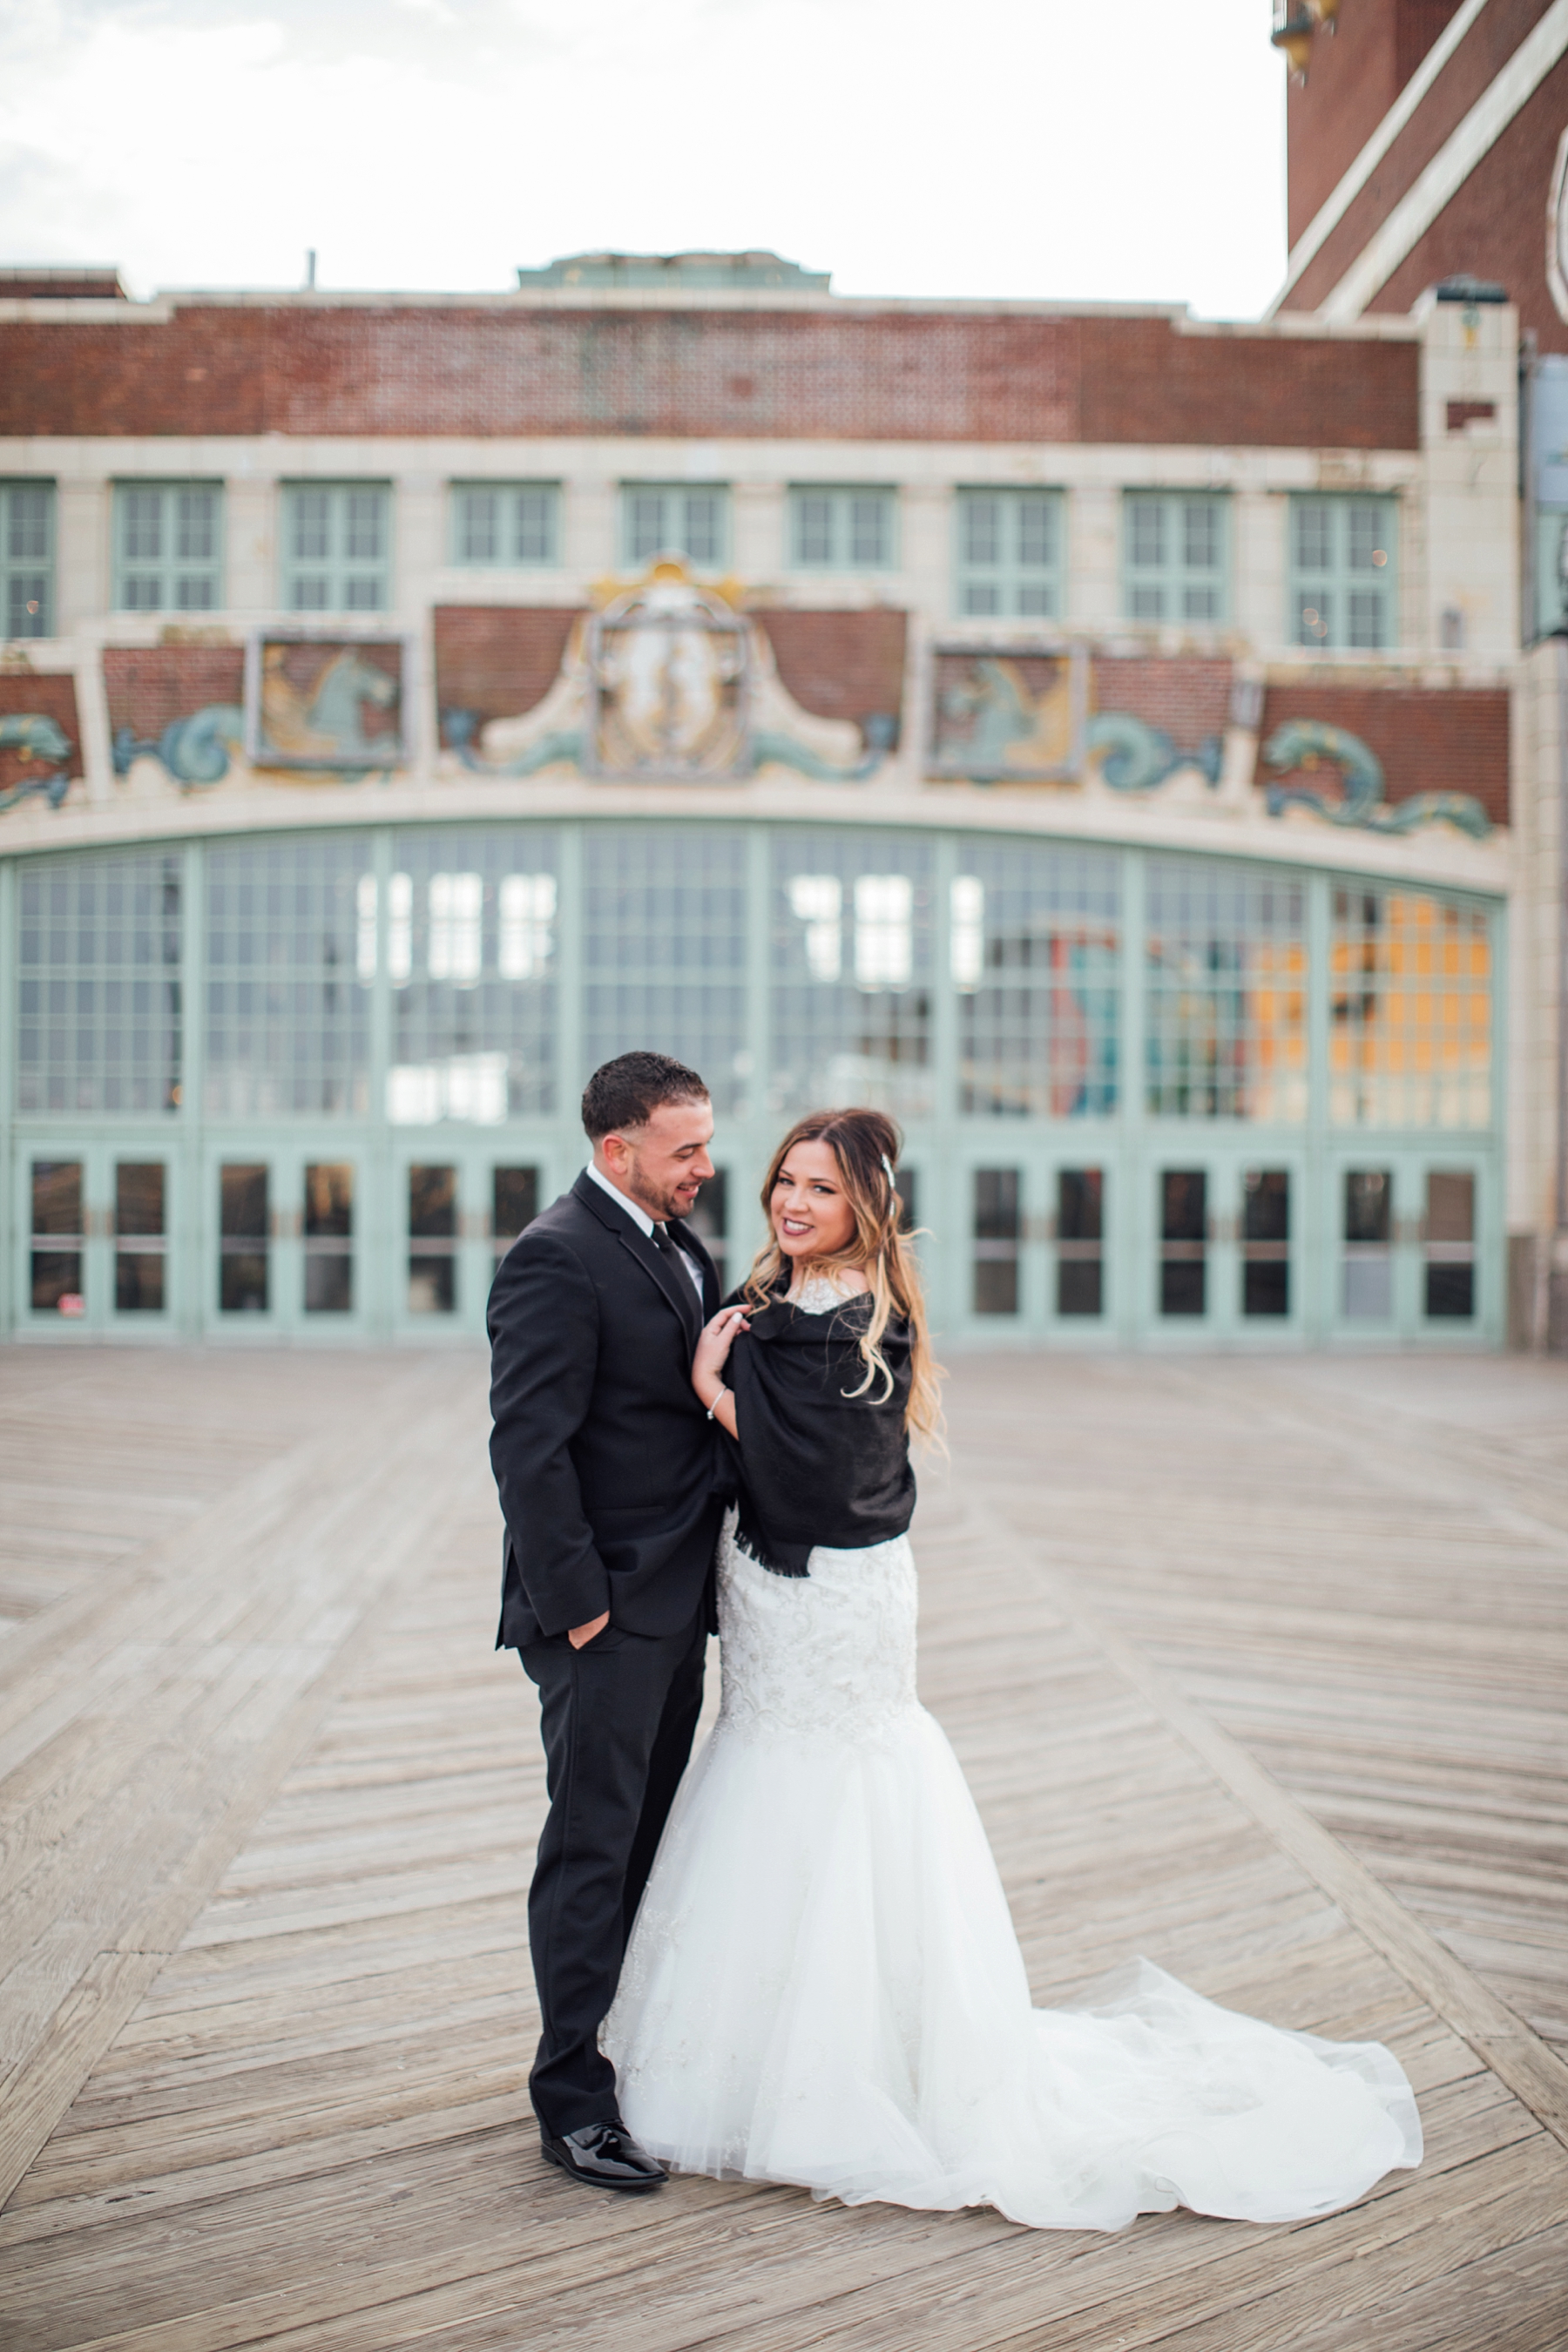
[770,1141,857,1262]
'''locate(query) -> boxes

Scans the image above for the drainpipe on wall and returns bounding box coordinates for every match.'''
[1552,639,1568,1349]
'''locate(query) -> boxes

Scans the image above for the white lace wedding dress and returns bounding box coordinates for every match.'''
[603,1276,1422,2232]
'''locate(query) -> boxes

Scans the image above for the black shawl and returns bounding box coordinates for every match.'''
[723,1287,916,1576]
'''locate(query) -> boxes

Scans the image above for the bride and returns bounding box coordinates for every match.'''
[603,1107,1422,2232]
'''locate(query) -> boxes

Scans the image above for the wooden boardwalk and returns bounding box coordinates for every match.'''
[0,1344,1565,2351]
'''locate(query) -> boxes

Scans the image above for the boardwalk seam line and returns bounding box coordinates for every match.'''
[0,1381,481,2217]
[968,1498,1568,2153]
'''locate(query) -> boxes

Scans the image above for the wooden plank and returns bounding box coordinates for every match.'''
[1,1349,1566,2351]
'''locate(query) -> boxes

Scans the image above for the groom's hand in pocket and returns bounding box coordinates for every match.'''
[568,1612,611,1650]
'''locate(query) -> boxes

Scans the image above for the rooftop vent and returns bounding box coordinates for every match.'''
[517,250,830,294]
[1433,274,1508,304]
[0,266,126,300]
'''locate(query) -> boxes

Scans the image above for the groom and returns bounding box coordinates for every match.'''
[489,1051,726,2194]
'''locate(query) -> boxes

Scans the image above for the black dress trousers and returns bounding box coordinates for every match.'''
[520,1584,713,2135]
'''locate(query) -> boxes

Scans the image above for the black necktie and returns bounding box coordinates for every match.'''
[652,1224,672,1254]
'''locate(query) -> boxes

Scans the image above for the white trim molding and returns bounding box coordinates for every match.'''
[1320,0,1568,321]
[1547,122,1568,321]
[1267,0,1492,316]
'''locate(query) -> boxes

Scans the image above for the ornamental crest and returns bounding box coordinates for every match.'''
[586,564,748,778]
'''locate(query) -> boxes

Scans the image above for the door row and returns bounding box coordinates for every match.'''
[19,1152,1480,1334]
[23,1156,548,1327]
[966,1162,1481,1327]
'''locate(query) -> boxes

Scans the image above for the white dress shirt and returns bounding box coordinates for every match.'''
[584,1161,707,1305]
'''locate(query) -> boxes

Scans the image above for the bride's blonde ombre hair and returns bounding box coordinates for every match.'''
[742,1108,943,1445]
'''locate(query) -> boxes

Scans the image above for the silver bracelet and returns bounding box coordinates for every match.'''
[706,1387,728,1421]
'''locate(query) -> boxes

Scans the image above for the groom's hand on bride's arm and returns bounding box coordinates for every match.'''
[568,1611,611,1649]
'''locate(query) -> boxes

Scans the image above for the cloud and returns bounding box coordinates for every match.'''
[0,0,1287,312]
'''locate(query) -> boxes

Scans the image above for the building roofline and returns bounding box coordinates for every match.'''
[0,284,1423,340]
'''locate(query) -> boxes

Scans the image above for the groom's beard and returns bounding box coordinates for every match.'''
[620,1158,700,1225]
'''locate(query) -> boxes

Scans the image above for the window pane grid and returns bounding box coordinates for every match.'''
[17,854,182,1113]
[585,827,748,1114]
[954,844,1120,1116]
[1122,493,1228,625]
[789,487,896,570]
[956,490,1062,618]
[280,483,391,612]
[386,829,559,1122]
[449,483,560,569]
[1329,889,1491,1128]
[1146,862,1308,1119]
[621,484,729,570]
[113,483,223,612]
[1291,495,1395,650]
[1,481,55,637]
[772,833,936,1121]
[206,839,371,1115]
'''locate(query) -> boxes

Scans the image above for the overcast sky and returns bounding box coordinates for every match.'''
[1,0,1288,315]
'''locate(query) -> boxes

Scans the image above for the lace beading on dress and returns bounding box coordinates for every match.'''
[786,1267,857,1315]
[717,1524,919,1746]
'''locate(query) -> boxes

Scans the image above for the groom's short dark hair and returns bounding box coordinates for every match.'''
[582,1051,710,1140]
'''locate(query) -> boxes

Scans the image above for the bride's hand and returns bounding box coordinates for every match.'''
[692,1304,748,1409]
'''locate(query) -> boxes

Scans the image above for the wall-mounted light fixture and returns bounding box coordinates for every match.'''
[1271,6,1315,79]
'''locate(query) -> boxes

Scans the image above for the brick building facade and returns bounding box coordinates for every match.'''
[0,233,1543,1348]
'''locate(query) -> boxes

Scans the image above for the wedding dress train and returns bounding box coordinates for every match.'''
[605,1370,1421,2233]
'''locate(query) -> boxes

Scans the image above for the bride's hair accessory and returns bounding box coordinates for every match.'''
[881,1153,896,1191]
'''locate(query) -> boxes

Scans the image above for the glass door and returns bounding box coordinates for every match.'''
[1155,1165,1210,1327]
[17,1147,177,1332]
[1328,1153,1490,1340]
[1148,1153,1303,1339]
[1049,1161,1109,1328]
[394,1148,556,1335]
[969,1163,1026,1323]
[301,1159,358,1325]
[1237,1164,1294,1328]
[1422,1166,1478,1324]
[210,1151,364,1334]
[954,1154,1113,1338]
[112,1159,171,1320]
[216,1159,275,1325]
[24,1153,90,1328]
[1338,1163,1396,1328]
[402,1159,462,1325]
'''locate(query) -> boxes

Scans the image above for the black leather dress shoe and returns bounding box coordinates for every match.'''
[540,2119,668,2193]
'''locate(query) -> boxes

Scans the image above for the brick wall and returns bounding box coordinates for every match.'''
[103,645,246,740]
[752,609,907,740]
[1089,656,1233,745]
[1285,2,1466,245]
[1260,680,1511,821]
[0,672,82,798]
[0,307,1420,450]
[1370,51,1568,352]
[1282,0,1555,321]
[433,607,579,728]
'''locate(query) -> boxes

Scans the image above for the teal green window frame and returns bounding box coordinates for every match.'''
[954,489,1064,618]
[2,479,56,639]
[1289,494,1397,651]
[0,829,1506,1348]
[450,483,560,569]
[621,483,729,571]
[112,482,225,613]
[280,483,393,613]
[1122,491,1229,625]
[788,487,897,571]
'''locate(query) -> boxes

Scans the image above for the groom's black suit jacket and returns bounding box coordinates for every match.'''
[489,1171,726,1648]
